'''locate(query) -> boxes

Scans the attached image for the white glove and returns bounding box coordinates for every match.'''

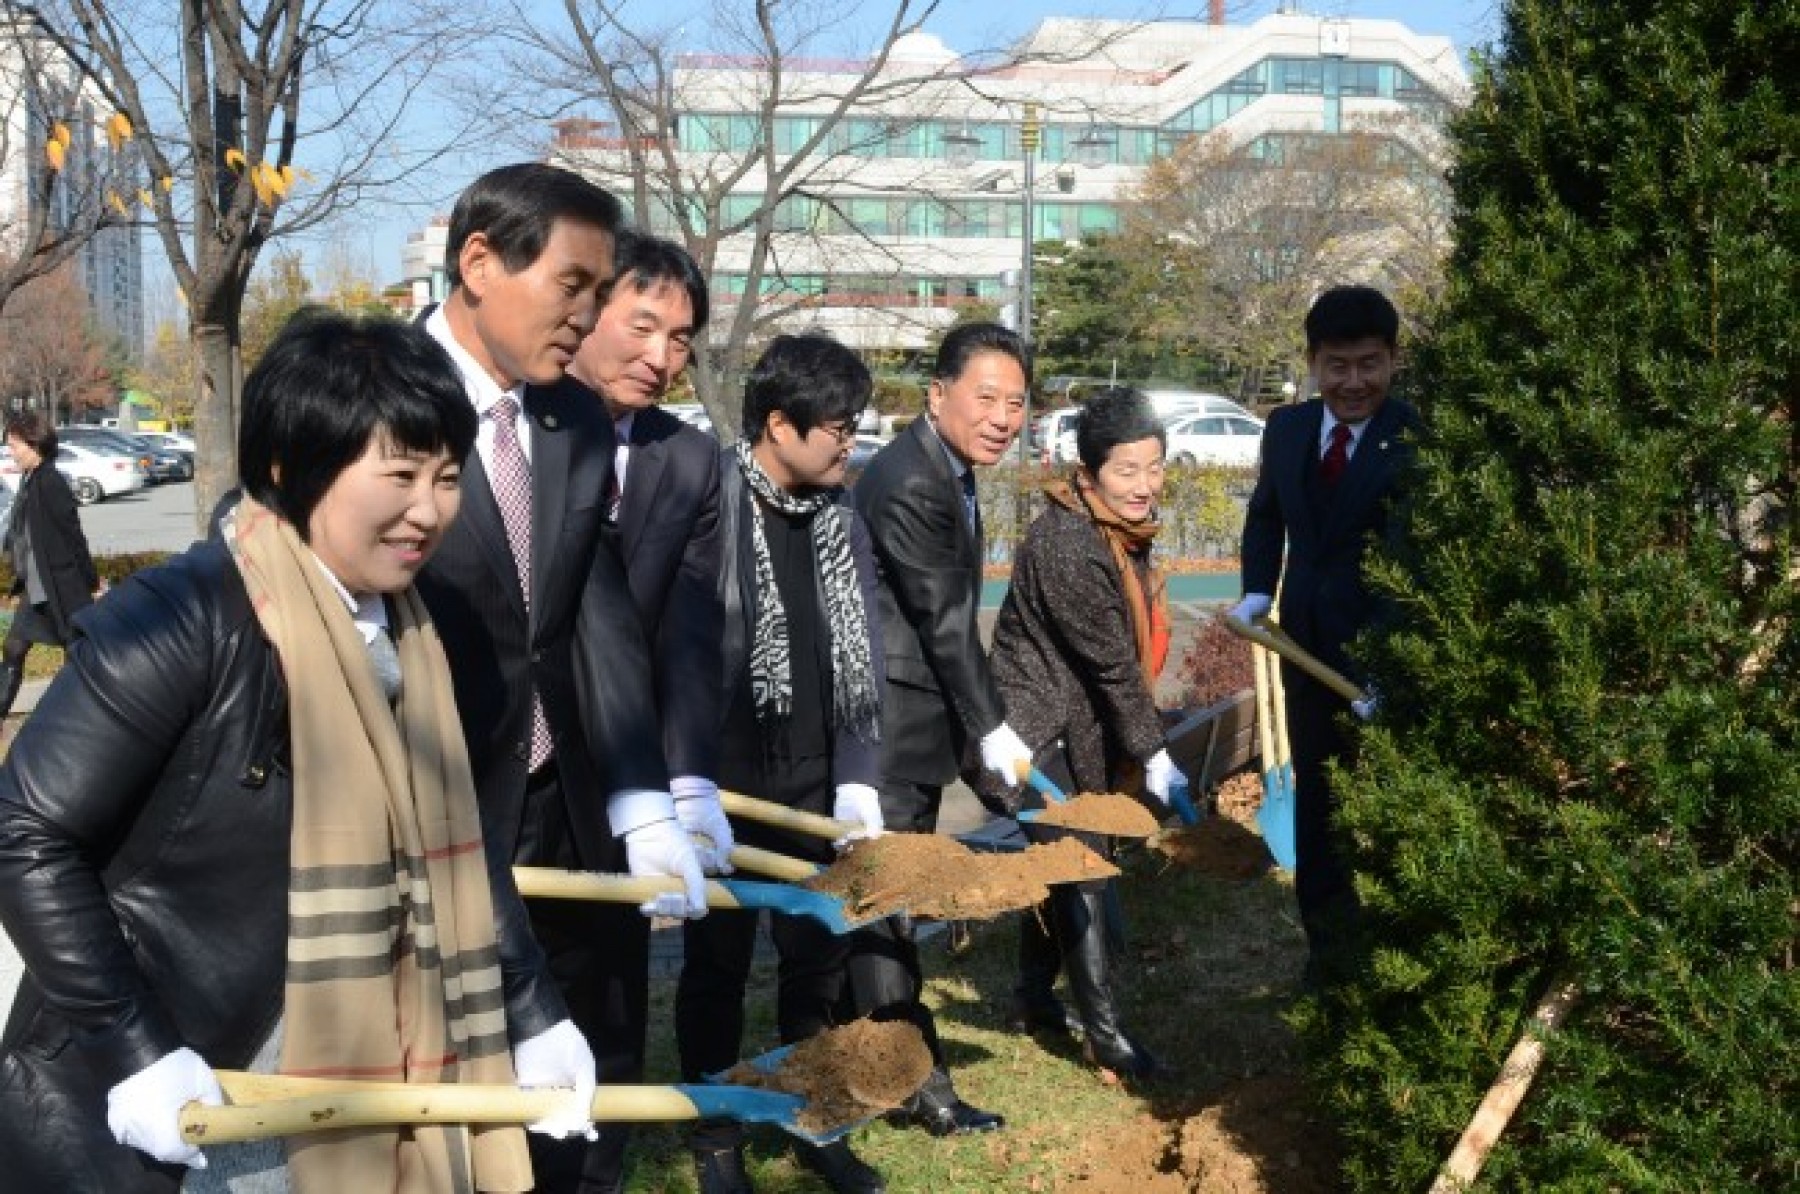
[1227,593,1273,624]
[979,723,1034,789]
[1143,748,1182,809]
[106,1046,222,1169]
[831,782,885,848]
[1351,693,1380,721]
[513,1019,598,1141]
[624,816,709,919]
[671,776,736,875]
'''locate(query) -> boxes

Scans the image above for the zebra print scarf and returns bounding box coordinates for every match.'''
[734,440,880,743]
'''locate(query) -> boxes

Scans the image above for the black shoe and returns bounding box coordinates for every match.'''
[1086,1032,1176,1083]
[887,1065,1005,1137]
[794,1139,886,1194]
[692,1145,754,1194]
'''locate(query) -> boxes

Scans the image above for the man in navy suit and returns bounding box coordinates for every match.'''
[1232,285,1421,980]
[415,164,708,1194]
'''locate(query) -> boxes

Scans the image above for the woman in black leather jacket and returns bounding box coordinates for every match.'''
[0,314,592,1193]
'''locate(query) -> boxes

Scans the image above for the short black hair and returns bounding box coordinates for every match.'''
[1304,285,1400,351]
[1075,386,1164,473]
[932,321,1032,388]
[741,334,871,443]
[3,409,56,458]
[608,232,710,334]
[238,311,478,537]
[444,163,625,290]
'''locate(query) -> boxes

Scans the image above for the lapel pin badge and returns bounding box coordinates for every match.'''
[542,414,559,430]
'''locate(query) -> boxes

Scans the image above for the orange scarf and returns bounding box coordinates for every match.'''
[1044,476,1171,685]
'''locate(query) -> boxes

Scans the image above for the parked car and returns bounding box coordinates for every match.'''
[56,426,186,485]
[846,434,887,472]
[1163,412,1265,468]
[1142,389,1255,424]
[0,441,148,504]
[135,430,197,471]
[1035,407,1082,466]
[123,433,194,481]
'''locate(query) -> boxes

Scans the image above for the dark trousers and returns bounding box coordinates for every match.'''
[678,753,849,1151]
[514,761,651,1192]
[842,777,947,1063]
[1281,665,1361,958]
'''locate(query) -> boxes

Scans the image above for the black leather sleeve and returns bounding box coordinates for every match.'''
[0,567,210,1087]
[865,468,1005,741]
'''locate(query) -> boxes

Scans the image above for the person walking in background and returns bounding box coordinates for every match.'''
[563,233,733,1190]
[675,335,888,1194]
[1230,284,1420,983]
[0,411,99,721]
[0,313,591,1192]
[984,386,1185,1082]
[845,321,1035,1137]
[414,163,707,1194]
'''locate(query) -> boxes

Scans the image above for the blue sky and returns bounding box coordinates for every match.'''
[295,0,1503,289]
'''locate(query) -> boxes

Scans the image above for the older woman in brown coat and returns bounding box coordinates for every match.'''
[984,386,1187,1081]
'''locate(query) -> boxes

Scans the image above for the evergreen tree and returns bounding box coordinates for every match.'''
[1303,2,1799,1188]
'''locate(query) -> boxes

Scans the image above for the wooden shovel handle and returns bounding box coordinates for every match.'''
[726,844,823,882]
[1223,616,1369,704]
[1429,981,1579,1192]
[185,1076,708,1146]
[718,789,856,842]
[512,866,783,909]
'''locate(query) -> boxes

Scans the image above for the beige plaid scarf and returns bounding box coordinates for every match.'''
[226,498,533,1194]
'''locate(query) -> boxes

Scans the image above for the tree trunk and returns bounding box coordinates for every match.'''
[191,314,239,534]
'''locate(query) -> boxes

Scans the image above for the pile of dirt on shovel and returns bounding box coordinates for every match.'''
[722,1019,932,1134]
[804,833,1117,921]
[1031,792,1160,836]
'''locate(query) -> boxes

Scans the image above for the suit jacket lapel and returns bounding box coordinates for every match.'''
[1282,401,1326,542]
[1326,399,1403,537]
[620,419,669,561]
[524,386,571,631]
[457,452,527,616]
[908,417,978,566]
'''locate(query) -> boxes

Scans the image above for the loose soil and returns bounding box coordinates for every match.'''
[1029,792,1161,837]
[1150,816,1273,880]
[805,833,1117,921]
[722,1019,932,1135]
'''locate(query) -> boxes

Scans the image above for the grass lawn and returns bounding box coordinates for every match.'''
[617,822,1330,1192]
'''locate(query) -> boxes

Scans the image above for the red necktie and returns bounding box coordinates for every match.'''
[1319,423,1353,486]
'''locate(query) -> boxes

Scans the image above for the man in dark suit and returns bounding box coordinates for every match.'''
[1232,284,1420,978]
[564,234,735,1191]
[416,164,708,1194]
[847,322,1037,1137]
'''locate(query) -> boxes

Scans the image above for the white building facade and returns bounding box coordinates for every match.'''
[0,6,143,353]
[407,12,1466,354]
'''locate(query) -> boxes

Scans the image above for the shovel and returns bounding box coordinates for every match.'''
[512,865,878,935]
[182,1055,864,1147]
[1242,622,1297,869]
[1223,614,1370,704]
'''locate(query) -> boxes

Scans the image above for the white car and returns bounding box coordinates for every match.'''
[1164,412,1265,468]
[1145,389,1255,425]
[0,441,148,505]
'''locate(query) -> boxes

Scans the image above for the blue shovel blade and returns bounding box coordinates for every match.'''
[1015,766,1069,824]
[677,1082,826,1140]
[1256,765,1298,870]
[698,1043,859,1144]
[1169,781,1201,827]
[715,878,879,935]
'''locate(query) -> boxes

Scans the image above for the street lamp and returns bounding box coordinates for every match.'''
[945,106,1113,461]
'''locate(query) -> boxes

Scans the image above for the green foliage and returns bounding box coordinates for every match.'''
[1304,2,1800,1189]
